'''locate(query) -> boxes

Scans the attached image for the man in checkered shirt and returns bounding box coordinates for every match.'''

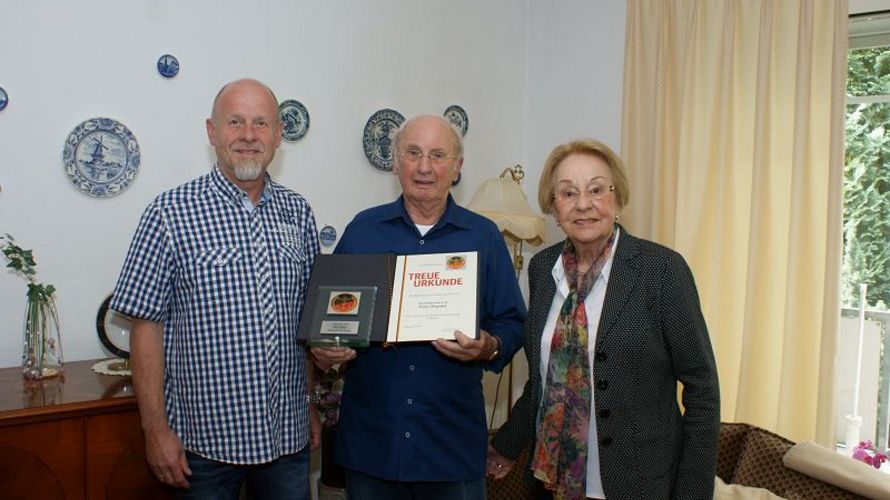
[112,79,320,499]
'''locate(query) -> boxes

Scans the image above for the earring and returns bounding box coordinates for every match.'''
[615,214,620,222]
[554,220,561,227]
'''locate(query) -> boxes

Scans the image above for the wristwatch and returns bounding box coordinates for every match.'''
[486,335,502,362]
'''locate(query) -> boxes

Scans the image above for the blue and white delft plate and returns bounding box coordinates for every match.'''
[279,99,310,142]
[157,54,179,78]
[62,117,140,198]
[444,105,468,136]
[319,225,337,247]
[0,86,8,112]
[363,108,405,171]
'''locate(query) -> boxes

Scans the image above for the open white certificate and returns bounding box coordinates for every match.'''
[386,251,479,342]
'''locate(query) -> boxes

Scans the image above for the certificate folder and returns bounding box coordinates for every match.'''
[298,252,479,347]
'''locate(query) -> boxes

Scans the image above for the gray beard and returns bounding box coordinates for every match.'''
[233,160,264,181]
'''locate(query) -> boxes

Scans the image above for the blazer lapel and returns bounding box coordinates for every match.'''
[530,244,560,334]
[596,227,641,343]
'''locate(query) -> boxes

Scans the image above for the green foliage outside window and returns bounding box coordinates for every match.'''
[844,47,890,309]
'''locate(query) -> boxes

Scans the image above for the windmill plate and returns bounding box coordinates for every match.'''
[62,117,140,198]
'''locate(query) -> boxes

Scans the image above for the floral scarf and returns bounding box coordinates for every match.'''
[532,234,615,500]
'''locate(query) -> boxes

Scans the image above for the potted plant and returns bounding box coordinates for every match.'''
[1,234,63,379]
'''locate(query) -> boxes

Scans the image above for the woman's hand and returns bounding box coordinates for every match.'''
[486,444,515,479]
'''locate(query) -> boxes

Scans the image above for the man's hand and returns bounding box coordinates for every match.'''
[144,425,191,488]
[131,319,190,488]
[486,444,515,479]
[432,329,498,362]
[311,347,356,368]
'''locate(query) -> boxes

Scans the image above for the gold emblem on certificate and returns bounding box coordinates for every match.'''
[446,255,466,270]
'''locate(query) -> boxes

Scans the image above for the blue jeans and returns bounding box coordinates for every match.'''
[176,448,310,500]
[344,468,486,500]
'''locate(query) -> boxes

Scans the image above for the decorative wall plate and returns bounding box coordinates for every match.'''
[444,105,468,136]
[319,225,337,247]
[96,294,131,359]
[0,86,7,112]
[62,117,140,198]
[157,54,180,78]
[279,99,310,142]
[363,109,405,171]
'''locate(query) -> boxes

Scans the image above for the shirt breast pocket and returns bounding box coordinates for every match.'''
[190,247,245,302]
[195,247,242,268]
[279,243,306,264]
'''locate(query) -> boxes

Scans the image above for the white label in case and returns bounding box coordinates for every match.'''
[320,320,360,335]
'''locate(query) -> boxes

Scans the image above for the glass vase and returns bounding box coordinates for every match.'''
[22,295,63,380]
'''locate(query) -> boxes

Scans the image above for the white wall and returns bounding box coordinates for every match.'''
[0,0,626,369]
[0,1,626,496]
[0,0,537,365]
[0,0,627,429]
[525,0,627,209]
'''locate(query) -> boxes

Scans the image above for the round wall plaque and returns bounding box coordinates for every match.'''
[363,109,405,171]
[157,54,180,78]
[62,117,140,198]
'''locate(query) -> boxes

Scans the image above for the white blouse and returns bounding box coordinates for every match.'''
[538,228,619,499]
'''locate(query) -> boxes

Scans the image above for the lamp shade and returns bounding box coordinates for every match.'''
[467,176,546,246]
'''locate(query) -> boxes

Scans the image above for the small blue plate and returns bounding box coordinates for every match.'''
[444,105,468,136]
[157,54,179,78]
[363,109,405,171]
[319,225,337,247]
[62,117,141,198]
[279,99,310,142]
[0,87,8,112]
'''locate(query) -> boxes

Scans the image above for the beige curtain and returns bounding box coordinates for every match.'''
[621,0,847,446]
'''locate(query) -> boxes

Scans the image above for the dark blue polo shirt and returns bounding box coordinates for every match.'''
[333,195,526,481]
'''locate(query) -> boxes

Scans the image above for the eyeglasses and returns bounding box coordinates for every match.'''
[397,148,458,166]
[554,183,614,205]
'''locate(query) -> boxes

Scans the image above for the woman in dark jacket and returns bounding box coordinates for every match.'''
[487,140,720,500]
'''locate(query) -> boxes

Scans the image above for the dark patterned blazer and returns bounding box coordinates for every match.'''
[491,226,720,500]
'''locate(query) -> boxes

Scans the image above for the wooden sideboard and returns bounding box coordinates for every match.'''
[0,359,172,500]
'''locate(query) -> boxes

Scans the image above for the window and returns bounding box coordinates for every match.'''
[839,11,890,451]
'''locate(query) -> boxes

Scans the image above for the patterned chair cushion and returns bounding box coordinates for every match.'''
[731,426,863,499]
[719,422,753,483]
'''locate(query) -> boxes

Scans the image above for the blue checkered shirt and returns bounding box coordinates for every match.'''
[112,166,319,464]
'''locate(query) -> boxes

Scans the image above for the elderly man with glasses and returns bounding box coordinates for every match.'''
[312,115,526,500]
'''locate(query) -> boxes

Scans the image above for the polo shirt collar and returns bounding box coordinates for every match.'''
[385,194,473,232]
